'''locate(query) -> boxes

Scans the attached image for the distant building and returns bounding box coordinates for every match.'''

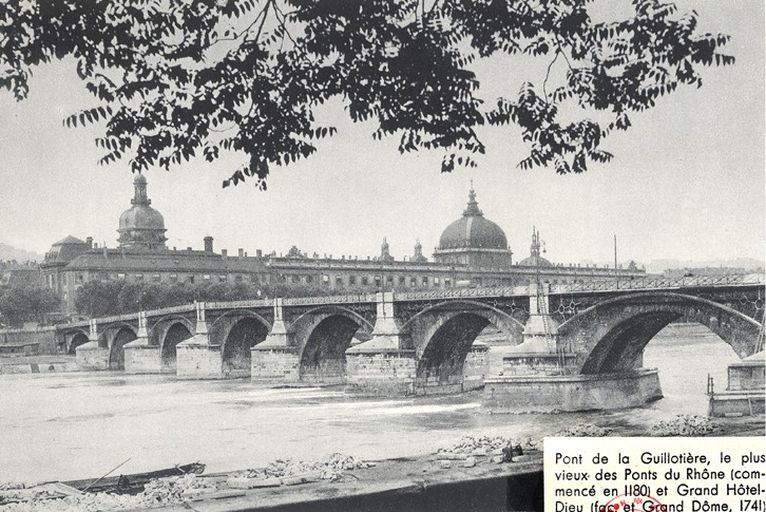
[39,176,646,316]
[0,261,42,288]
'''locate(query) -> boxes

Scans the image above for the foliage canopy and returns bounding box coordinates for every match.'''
[74,279,374,317]
[0,285,60,327]
[0,0,733,187]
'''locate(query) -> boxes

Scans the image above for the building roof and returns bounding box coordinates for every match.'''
[64,249,269,274]
[43,236,89,265]
[437,188,509,251]
[53,235,86,246]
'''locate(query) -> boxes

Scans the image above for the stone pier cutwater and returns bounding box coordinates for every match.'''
[345,292,417,396]
[58,277,764,410]
[123,312,163,374]
[176,301,225,379]
[251,299,300,384]
[74,319,109,370]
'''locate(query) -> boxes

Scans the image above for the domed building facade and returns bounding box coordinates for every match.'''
[39,177,646,317]
[433,187,514,268]
[117,174,167,250]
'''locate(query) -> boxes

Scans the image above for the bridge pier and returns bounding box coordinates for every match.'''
[75,319,109,370]
[251,299,300,384]
[123,312,163,374]
[501,284,577,376]
[462,341,490,391]
[176,302,224,379]
[346,292,417,395]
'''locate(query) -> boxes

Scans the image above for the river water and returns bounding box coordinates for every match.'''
[0,329,748,482]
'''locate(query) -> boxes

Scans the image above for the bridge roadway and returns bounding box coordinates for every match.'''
[51,274,764,396]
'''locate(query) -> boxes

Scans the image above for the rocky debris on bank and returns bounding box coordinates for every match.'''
[649,415,714,436]
[557,423,613,437]
[433,435,534,468]
[227,453,376,488]
[0,475,217,512]
[0,454,377,512]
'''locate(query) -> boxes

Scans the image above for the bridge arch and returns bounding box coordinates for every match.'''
[409,302,523,394]
[292,306,374,385]
[67,331,89,355]
[400,300,525,335]
[160,321,194,371]
[214,311,271,378]
[108,325,138,370]
[557,291,763,374]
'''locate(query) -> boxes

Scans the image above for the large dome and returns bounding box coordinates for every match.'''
[117,174,167,249]
[438,188,508,250]
[118,204,165,232]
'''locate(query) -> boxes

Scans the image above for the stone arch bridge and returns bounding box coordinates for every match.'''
[60,275,763,395]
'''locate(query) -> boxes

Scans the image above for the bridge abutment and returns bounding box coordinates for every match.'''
[463,341,490,391]
[123,312,163,374]
[483,368,663,413]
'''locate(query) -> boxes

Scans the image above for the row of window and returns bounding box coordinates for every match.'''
[49,271,597,292]
[316,274,452,288]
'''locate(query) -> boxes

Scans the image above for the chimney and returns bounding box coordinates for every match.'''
[238,248,244,258]
[203,236,213,253]
[221,249,228,257]
[256,249,262,258]
[187,246,192,251]
[86,237,93,249]
[93,242,98,249]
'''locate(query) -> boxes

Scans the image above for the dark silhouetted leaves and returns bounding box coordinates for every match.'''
[0,0,734,185]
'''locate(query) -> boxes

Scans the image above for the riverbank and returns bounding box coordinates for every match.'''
[0,355,78,375]
[3,416,762,512]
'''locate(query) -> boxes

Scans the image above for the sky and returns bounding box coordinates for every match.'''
[0,0,763,267]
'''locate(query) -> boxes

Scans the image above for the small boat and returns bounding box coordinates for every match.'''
[0,463,206,505]
[61,462,206,495]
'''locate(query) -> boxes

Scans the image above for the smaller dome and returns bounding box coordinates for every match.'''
[518,255,554,267]
[518,227,553,267]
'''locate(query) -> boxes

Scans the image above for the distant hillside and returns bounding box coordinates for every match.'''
[0,243,44,263]
[576,257,764,275]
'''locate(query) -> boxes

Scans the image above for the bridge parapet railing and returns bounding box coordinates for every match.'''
[283,293,378,306]
[205,299,273,310]
[146,304,197,316]
[550,273,765,294]
[394,286,528,302]
[0,325,58,336]
[55,312,141,330]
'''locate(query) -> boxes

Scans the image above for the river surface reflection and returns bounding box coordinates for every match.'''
[0,330,747,481]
